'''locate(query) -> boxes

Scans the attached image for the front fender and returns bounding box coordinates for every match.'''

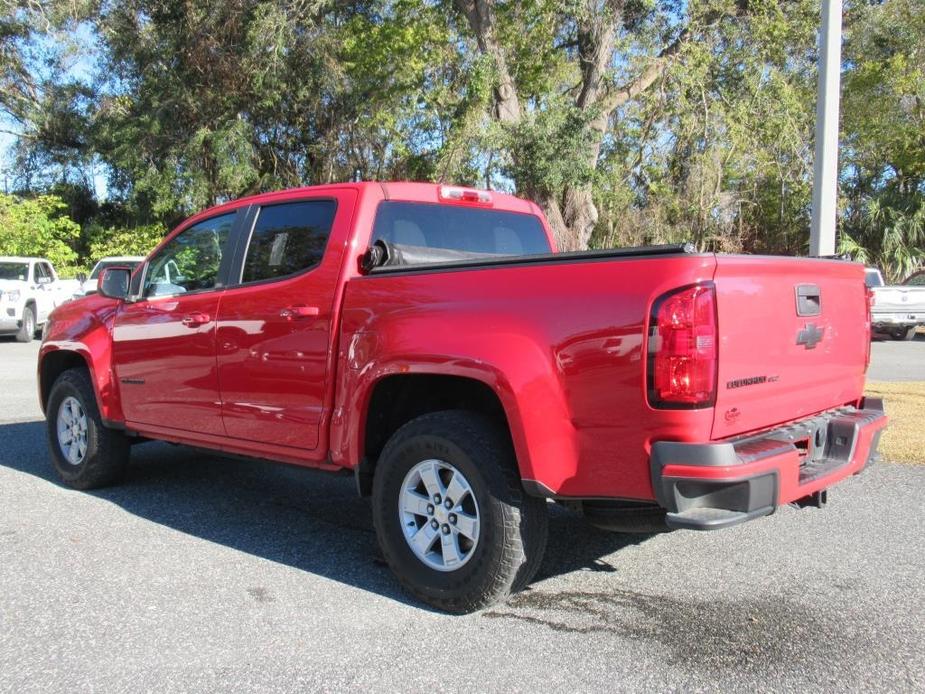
[38,295,123,424]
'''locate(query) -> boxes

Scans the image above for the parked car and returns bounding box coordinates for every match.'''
[75,256,145,296]
[37,182,887,612]
[903,269,925,287]
[865,267,925,340]
[0,257,77,342]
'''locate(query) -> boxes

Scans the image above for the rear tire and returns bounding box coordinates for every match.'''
[372,410,547,613]
[46,368,129,490]
[15,306,35,343]
[890,326,916,341]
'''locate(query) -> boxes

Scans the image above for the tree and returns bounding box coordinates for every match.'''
[839,0,925,281]
[0,192,80,270]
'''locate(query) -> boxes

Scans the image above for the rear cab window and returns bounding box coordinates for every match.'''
[370,202,551,266]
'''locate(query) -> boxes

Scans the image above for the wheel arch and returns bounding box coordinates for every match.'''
[351,371,526,497]
[38,347,124,426]
[39,349,93,414]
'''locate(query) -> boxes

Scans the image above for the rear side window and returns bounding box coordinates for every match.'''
[242,200,337,283]
[370,202,551,258]
[864,270,883,288]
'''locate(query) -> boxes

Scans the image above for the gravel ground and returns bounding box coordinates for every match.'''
[1,336,922,692]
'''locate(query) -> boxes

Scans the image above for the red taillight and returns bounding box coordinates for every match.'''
[439,185,493,205]
[647,283,718,408]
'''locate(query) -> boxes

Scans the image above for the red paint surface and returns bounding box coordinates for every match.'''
[39,182,882,506]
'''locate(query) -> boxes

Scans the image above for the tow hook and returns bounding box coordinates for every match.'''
[792,490,827,509]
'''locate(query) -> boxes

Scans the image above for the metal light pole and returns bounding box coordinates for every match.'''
[809,0,843,257]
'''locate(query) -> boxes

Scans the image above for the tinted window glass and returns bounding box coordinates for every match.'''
[0,262,29,281]
[144,213,234,297]
[905,273,925,287]
[39,263,54,281]
[242,200,337,283]
[864,270,883,288]
[371,202,551,258]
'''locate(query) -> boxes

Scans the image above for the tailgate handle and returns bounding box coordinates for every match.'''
[795,284,821,317]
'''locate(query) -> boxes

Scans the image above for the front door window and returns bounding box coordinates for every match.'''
[144,214,235,297]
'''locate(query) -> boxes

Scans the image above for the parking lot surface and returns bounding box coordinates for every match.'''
[1,337,923,692]
[868,333,925,381]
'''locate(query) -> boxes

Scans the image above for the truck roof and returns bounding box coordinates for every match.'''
[178,182,543,232]
[0,256,47,263]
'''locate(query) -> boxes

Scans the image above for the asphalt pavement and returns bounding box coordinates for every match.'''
[1,336,923,692]
[868,332,925,381]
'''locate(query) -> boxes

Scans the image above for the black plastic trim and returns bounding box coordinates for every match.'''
[795,283,822,317]
[362,243,697,277]
[649,402,887,530]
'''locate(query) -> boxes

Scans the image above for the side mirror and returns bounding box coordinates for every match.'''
[98,267,131,300]
[76,272,88,284]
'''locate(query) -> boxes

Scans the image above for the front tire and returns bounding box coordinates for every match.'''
[372,411,548,613]
[46,368,129,490]
[16,306,35,342]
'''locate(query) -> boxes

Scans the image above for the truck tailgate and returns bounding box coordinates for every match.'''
[873,286,925,312]
[711,257,869,440]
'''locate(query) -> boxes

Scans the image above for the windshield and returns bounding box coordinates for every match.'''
[0,262,29,281]
[90,259,141,280]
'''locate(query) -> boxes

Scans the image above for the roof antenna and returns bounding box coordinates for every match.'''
[352,169,362,183]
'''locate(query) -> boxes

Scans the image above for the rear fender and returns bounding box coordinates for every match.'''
[330,329,580,489]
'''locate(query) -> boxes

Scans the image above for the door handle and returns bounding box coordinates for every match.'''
[181,312,211,327]
[280,305,320,320]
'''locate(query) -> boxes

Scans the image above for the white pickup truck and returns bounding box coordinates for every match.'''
[0,257,79,342]
[865,267,925,340]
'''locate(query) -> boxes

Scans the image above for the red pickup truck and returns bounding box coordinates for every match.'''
[38,182,887,612]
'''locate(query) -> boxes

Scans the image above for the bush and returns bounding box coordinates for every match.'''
[86,223,167,262]
[0,193,80,271]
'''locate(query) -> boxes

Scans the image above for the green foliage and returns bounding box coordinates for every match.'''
[839,0,925,281]
[1,0,923,269]
[86,223,165,261]
[0,193,80,271]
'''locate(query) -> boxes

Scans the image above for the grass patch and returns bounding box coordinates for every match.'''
[865,381,925,464]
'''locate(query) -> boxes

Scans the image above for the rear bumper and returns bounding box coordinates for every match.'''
[0,316,21,333]
[650,398,888,530]
[871,311,922,329]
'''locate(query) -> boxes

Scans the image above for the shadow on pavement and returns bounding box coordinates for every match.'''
[0,420,650,610]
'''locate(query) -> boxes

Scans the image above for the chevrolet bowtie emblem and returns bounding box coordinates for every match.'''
[796,323,825,350]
